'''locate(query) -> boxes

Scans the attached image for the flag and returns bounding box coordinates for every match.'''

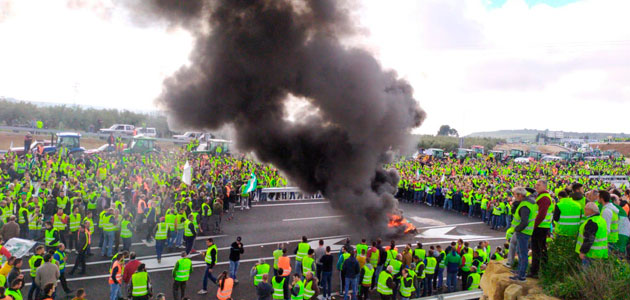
[415,168,421,180]
[244,172,257,193]
[441,174,445,183]
[181,161,192,185]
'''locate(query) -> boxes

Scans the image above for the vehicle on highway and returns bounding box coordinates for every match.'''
[558,151,572,161]
[456,148,473,159]
[136,127,157,137]
[85,143,119,155]
[424,148,444,158]
[173,131,203,141]
[43,132,85,156]
[123,135,158,154]
[99,124,135,136]
[193,138,233,156]
[489,150,506,161]
[514,157,531,163]
[472,145,485,155]
[541,155,563,162]
[509,149,525,159]
[8,139,52,156]
[527,150,543,160]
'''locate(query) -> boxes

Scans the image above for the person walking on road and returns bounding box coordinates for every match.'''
[183,214,197,255]
[319,246,333,300]
[173,251,193,300]
[35,254,59,300]
[229,236,244,282]
[109,252,125,300]
[509,187,537,282]
[529,180,552,278]
[128,263,152,300]
[27,245,45,300]
[53,243,72,295]
[197,238,218,295]
[216,271,234,300]
[154,217,168,263]
[69,224,90,276]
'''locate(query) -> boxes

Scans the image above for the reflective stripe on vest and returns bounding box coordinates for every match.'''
[155,222,168,240]
[377,272,393,295]
[121,220,132,238]
[536,193,553,229]
[174,258,192,281]
[468,273,481,290]
[576,215,608,259]
[425,257,437,274]
[296,242,309,262]
[131,271,149,296]
[205,245,217,264]
[254,264,270,286]
[272,277,285,300]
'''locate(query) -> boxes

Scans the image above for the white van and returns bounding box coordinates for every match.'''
[136,127,157,137]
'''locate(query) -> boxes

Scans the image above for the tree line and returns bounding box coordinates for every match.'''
[0,100,174,137]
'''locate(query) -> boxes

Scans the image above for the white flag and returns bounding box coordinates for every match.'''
[182,161,192,185]
[441,174,445,183]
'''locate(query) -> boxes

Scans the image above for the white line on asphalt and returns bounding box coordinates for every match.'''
[252,201,329,207]
[22,234,349,273]
[89,234,227,250]
[282,215,343,222]
[414,222,484,230]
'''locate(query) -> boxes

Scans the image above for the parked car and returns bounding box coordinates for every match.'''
[85,144,119,155]
[9,140,52,156]
[173,131,203,141]
[99,124,135,136]
[136,127,157,137]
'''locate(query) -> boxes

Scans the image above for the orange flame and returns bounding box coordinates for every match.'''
[388,214,416,234]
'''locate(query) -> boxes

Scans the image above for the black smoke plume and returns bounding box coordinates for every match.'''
[139,0,426,233]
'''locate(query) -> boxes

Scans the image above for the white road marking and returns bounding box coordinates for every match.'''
[252,201,329,207]
[22,234,349,273]
[283,215,342,222]
[414,222,483,230]
[89,234,227,250]
[417,226,492,240]
[409,216,446,226]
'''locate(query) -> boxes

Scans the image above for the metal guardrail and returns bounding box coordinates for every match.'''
[260,187,324,200]
[413,290,483,300]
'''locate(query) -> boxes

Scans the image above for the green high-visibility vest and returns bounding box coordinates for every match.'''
[69,213,81,232]
[377,272,393,295]
[461,253,473,272]
[121,220,132,238]
[273,249,283,269]
[254,263,270,286]
[339,252,350,270]
[362,264,374,285]
[155,222,168,240]
[369,249,379,266]
[555,198,582,236]
[165,213,176,231]
[131,271,149,296]
[102,215,116,232]
[513,201,537,236]
[28,213,41,230]
[468,273,481,290]
[424,257,437,275]
[356,243,368,256]
[494,252,504,261]
[438,250,446,268]
[416,261,425,279]
[603,205,619,243]
[296,242,310,262]
[45,228,59,247]
[28,255,43,277]
[536,193,553,228]
[576,215,608,259]
[303,279,315,299]
[83,216,94,234]
[205,245,217,264]
[413,248,426,262]
[53,214,67,231]
[174,257,192,281]
[98,211,106,229]
[386,248,398,265]
[54,250,66,271]
[184,220,194,237]
[389,259,402,275]
[399,276,415,297]
[5,289,22,300]
[272,277,285,300]
[176,213,186,230]
[302,256,314,275]
[291,280,303,300]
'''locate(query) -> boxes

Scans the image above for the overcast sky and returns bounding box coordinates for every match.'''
[1,0,629,135]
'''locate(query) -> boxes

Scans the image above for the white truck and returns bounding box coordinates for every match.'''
[173,131,204,141]
[99,124,135,136]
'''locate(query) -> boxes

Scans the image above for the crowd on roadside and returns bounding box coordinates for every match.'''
[0,147,290,299]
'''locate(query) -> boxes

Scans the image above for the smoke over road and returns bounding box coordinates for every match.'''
[135,0,426,233]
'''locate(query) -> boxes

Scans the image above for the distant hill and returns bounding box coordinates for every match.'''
[467,129,630,141]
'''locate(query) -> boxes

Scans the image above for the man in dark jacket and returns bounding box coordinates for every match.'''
[229,236,244,283]
[342,250,360,300]
[509,187,535,282]
[69,224,90,275]
[256,273,273,300]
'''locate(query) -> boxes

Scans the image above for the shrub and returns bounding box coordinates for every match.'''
[541,235,630,300]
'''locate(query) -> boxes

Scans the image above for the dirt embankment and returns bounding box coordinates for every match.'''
[493,143,570,155]
[591,143,630,156]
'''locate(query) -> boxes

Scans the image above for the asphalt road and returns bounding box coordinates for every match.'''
[23,200,506,299]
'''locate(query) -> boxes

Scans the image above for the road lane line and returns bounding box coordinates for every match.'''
[22,234,349,273]
[89,234,227,250]
[414,222,484,230]
[282,215,343,222]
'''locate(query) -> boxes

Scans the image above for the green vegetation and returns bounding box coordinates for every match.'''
[415,135,504,152]
[541,236,630,300]
[0,99,172,137]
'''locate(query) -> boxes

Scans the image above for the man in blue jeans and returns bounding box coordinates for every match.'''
[197,238,218,295]
[508,187,536,282]
[445,247,461,293]
[342,250,360,300]
[229,236,244,282]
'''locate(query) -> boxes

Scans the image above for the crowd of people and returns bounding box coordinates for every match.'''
[0,141,629,299]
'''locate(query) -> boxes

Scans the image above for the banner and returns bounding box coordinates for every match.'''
[181,161,192,185]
